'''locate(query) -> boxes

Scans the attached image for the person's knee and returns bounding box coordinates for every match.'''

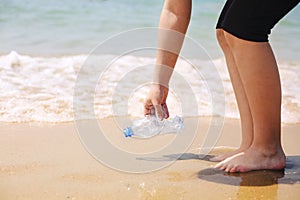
[222,30,239,49]
[216,28,254,56]
[216,29,228,50]
[222,30,253,50]
[216,28,241,53]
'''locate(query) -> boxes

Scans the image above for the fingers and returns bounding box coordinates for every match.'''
[143,85,169,119]
[144,99,169,120]
[143,99,153,116]
[154,104,164,120]
[147,103,168,120]
[162,103,169,119]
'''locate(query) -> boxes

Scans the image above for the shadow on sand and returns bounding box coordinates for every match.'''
[138,153,300,186]
[196,155,300,186]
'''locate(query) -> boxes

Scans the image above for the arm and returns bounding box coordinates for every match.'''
[156,0,192,74]
[144,0,192,119]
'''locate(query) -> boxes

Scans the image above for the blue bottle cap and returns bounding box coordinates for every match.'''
[123,127,133,137]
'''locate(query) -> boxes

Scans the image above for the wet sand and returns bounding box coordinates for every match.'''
[0,118,299,199]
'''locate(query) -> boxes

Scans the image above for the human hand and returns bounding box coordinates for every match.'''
[144,84,169,120]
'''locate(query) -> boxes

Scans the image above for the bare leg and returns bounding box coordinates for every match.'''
[215,31,286,172]
[210,29,254,162]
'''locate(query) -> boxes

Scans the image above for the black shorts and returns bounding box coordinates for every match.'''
[216,0,300,42]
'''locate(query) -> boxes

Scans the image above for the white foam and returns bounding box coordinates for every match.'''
[0,51,300,123]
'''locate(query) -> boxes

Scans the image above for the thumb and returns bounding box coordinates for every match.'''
[154,104,164,121]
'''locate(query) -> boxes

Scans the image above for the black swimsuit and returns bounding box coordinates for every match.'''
[216,0,300,42]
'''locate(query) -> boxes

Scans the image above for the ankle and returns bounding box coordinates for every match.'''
[250,143,285,157]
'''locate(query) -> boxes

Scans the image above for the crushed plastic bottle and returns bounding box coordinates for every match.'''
[123,115,184,138]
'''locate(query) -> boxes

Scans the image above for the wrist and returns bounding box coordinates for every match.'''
[153,64,173,87]
[151,83,168,91]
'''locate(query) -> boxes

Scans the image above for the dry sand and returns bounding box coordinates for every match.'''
[0,117,300,200]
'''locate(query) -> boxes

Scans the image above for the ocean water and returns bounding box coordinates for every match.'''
[0,0,300,123]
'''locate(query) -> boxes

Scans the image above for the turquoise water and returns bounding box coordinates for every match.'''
[1,0,300,123]
[0,0,299,60]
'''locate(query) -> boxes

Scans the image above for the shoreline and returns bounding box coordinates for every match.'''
[1,117,299,199]
[2,115,300,126]
[1,51,300,124]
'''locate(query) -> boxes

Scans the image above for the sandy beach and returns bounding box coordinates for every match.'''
[1,1,300,199]
[1,118,300,200]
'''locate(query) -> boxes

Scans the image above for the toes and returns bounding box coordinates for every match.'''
[214,161,223,169]
[215,160,239,173]
[214,161,227,171]
[220,165,227,171]
[229,165,238,173]
[225,164,234,172]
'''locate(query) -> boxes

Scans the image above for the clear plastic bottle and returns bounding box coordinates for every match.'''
[123,115,184,138]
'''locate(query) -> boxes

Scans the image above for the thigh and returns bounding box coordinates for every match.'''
[216,0,300,42]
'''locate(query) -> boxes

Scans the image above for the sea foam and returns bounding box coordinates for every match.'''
[1,51,300,124]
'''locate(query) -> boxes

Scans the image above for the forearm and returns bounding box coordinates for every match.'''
[154,0,192,86]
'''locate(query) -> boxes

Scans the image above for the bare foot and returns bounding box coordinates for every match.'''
[214,147,286,173]
[209,147,247,162]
